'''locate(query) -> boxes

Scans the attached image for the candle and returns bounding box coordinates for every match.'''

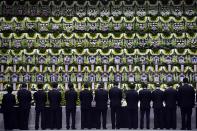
[78,65,81,72]
[1,65,4,72]
[116,65,119,72]
[91,65,94,72]
[65,65,68,72]
[104,65,107,72]
[27,65,30,72]
[129,65,132,72]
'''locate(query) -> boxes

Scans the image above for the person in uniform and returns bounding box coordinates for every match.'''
[48,83,62,129]
[17,83,32,130]
[178,78,195,130]
[95,83,108,129]
[33,84,47,130]
[1,85,16,130]
[109,82,122,129]
[125,83,139,129]
[139,83,152,129]
[152,83,164,129]
[65,83,78,129]
[80,83,93,129]
[164,83,178,129]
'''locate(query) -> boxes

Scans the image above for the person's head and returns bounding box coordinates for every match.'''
[21,83,27,89]
[142,83,147,89]
[156,83,160,88]
[68,82,73,89]
[128,83,135,89]
[84,83,89,89]
[183,78,189,84]
[167,82,173,88]
[7,85,13,94]
[52,83,58,89]
[98,83,104,89]
[37,84,43,90]
[114,82,119,87]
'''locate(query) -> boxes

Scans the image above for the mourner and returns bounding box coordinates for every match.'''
[65,83,78,129]
[1,85,16,130]
[80,83,93,129]
[109,82,122,129]
[95,83,108,129]
[164,83,178,129]
[178,78,195,130]
[125,83,139,129]
[17,83,32,130]
[48,83,62,129]
[33,84,47,130]
[152,83,165,129]
[139,83,152,129]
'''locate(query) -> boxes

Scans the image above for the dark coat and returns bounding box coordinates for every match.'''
[139,89,152,109]
[125,89,139,109]
[79,89,93,109]
[17,89,32,109]
[178,84,195,108]
[1,93,16,112]
[33,90,47,110]
[95,88,108,109]
[109,87,122,108]
[164,87,178,108]
[48,89,62,109]
[65,88,78,109]
[152,88,164,109]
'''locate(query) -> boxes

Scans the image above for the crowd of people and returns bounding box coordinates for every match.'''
[0,78,196,130]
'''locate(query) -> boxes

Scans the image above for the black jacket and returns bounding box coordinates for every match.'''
[139,89,152,109]
[95,88,108,109]
[164,87,178,108]
[33,90,47,110]
[79,89,93,109]
[178,84,195,108]
[152,88,164,109]
[17,88,32,109]
[1,93,16,112]
[125,89,139,109]
[65,88,78,109]
[109,87,122,108]
[48,89,62,109]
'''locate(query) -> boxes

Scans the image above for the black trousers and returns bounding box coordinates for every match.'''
[81,108,91,129]
[165,107,177,129]
[35,109,45,129]
[97,109,107,129]
[18,108,30,130]
[3,110,15,130]
[181,107,192,130]
[154,108,164,129]
[66,108,76,129]
[111,107,120,129]
[140,108,150,129]
[50,108,62,129]
[128,108,138,129]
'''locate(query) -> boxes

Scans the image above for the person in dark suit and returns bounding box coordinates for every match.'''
[178,78,195,130]
[1,85,16,130]
[139,83,152,129]
[80,83,93,129]
[95,83,108,129]
[152,83,165,129]
[48,83,62,129]
[125,83,139,129]
[33,84,47,130]
[17,83,32,130]
[109,82,122,129]
[65,83,78,129]
[164,83,178,129]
